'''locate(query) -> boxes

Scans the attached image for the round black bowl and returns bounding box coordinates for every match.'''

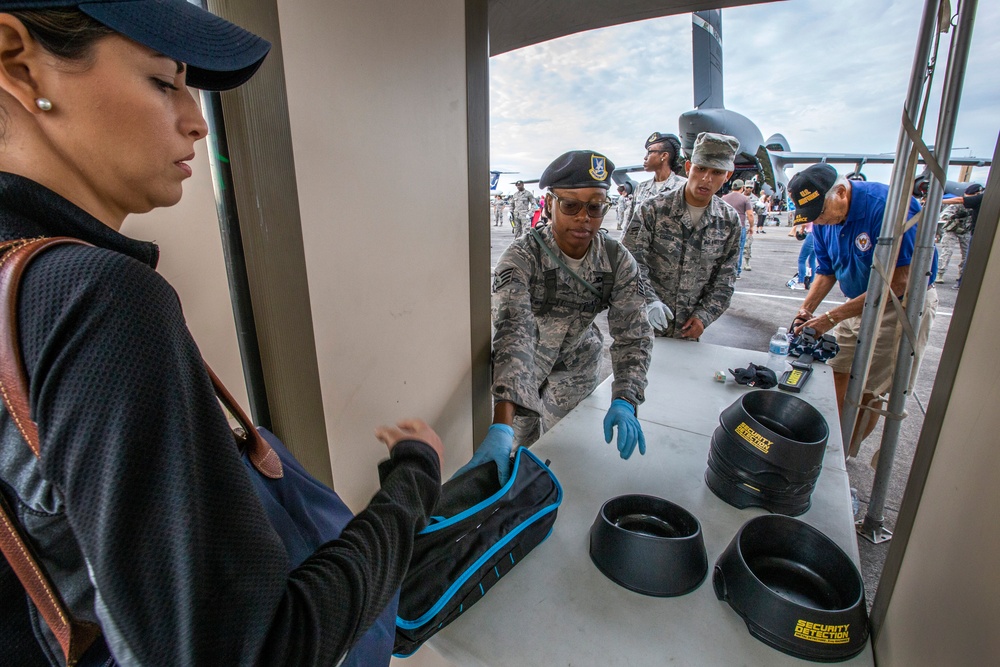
[590,495,707,597]
[705,457,813,517]
[719,390,829,474]
[711,427,822,490]
[713,515,869,662]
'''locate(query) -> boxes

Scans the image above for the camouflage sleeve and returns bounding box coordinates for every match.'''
[691,209,741,328]
[621,199,661,306]
[607,245,652,405]
[620,197,636,234]
[490,247,542,417]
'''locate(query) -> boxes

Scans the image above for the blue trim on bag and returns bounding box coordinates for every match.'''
[417,449,559,534]
[395,450,563,630]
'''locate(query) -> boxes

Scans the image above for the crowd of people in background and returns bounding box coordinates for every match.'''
[487,137,985,470]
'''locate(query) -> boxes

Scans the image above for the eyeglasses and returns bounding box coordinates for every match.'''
[550,194,612,218]
[645,149,666,157]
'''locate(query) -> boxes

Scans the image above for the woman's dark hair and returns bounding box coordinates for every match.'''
[0,11,113,137]
[660,135,686,177]
[12,9,115,63]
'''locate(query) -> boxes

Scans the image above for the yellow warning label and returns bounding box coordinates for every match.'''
[786,369,803,385]
[794,620,850,644]
[734,421,772,454]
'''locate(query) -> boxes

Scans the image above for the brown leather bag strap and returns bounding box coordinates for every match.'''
[0,236,281,664]
[0,237,102,665]
[206,364,283,479]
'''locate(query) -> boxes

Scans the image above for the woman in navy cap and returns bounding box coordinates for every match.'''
[0,2,442,664]
[455,150,652,483]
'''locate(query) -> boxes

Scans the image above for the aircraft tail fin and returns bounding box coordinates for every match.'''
[692,10,724,109]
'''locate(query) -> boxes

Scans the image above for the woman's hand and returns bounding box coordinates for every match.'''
[374,419,443,464]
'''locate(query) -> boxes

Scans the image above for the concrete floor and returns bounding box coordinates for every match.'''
[487,210,959,612]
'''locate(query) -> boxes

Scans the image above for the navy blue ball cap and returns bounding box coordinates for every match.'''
[539,150,616,190]
[1,0,270,91]
[789,163,838,224]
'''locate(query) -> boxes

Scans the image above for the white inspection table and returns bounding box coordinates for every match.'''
[428,337,874,666]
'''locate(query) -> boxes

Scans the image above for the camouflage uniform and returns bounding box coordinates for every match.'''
[615,193,632,230]
[936,204,972,282]
[623,186,741,338]
[511,189,538,238]
[620,173,686,235]
[491,224,652,446]
[491,198,505,226]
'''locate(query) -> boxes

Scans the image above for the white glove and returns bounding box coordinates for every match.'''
[646,300,673,332]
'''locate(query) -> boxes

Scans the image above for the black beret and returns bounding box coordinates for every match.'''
[539,150,616,190]
[645,132,680,150]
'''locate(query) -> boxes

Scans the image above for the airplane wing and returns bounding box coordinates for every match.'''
[770,151,992,168]
[610,166,644,187]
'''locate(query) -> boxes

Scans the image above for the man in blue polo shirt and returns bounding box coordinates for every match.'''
[788,164,938,459]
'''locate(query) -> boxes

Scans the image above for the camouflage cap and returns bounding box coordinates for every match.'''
[730,179,745,190]
[690,132,740,171]
[539,150,616,190]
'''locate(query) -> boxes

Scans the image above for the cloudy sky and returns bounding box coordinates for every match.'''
[488,0,999,193]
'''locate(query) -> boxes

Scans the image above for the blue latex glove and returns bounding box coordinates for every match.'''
[603,399,646,460]
[450,424,515,485]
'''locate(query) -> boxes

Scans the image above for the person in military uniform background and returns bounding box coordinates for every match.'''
[623,132,742,339]
[454,151,652,483]
[510,180,538,238]
[492,193,506,227]
[615,181,633,230]
[935,200,973,288]
[619,131,687,234]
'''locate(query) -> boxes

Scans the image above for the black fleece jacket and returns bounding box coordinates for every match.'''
[0,172,441,665]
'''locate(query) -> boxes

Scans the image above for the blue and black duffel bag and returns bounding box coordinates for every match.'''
[394,448,562,657]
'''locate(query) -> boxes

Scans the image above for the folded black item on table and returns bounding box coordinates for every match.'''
[728,363,778,389]
[788,326,839,362]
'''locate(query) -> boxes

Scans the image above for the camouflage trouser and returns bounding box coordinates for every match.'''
[512,358,601,448]
[937,231,970,280]
[742,232,753,268]
[512,211,530,238]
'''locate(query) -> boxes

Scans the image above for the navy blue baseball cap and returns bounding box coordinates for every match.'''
[0,0,270,90]
[789,163,838,224]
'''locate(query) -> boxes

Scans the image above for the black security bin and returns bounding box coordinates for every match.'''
[707,391,829,515]
[713,515,869,662]
[589,495,707,597]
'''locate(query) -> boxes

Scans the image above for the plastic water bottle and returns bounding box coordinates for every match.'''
[768,327,790,372]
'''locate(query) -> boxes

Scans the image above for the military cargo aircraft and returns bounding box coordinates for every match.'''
[612,9,991,201]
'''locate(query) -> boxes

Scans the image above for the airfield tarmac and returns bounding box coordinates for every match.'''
[488,210,960,609]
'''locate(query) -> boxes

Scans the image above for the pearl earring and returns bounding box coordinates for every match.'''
[35,98,52,112]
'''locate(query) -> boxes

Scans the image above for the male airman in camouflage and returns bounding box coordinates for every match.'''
[935,202,972,286]
[481,151,652,468]
[620,132,687,234]
[510,180,538,238]
[623,132,741,339]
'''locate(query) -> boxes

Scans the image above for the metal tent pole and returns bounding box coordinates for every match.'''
[859,0,978,544]
[840,0,944,452]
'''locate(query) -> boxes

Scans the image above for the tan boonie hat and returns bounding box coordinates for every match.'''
[690,132,740,171]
